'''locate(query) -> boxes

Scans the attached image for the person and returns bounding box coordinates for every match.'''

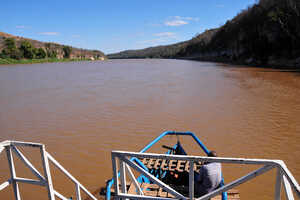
[194,151,222,197]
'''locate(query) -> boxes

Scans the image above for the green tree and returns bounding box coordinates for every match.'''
[4,38,16,49]
[45,43,57,58]
[63,46,72,58]
[2,38,22,59]
[33,48,39,58]
[47,50,57,58]
[20,41,34,59]
[35,48,46,59]
[0,49,9,59]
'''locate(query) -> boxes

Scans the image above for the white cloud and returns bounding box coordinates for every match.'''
[164,16,199,27]
[216,4,225,8]
[38,32,59,36]
[174,16,199,21]
[153,32,176,38]
[165,20,188,27]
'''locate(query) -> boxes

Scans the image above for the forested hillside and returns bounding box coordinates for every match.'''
[178,0,300,67]
[108,41,188,59]
[109,0,300,68]
[0,32,106,62]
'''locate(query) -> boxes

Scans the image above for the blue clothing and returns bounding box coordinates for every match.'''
[195,162,222,196]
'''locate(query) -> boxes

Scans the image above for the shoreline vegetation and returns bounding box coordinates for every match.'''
[0,57,103,65]
[0,32,106,65]
[108,0,300,69]
[2,0,299,68]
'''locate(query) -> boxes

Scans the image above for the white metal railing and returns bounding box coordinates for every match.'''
[0,140,97,200]
[111,151,300,200]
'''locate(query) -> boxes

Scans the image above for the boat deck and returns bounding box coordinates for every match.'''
[135,183,240,199]
[106,182,240,199]
[1,137,299,200]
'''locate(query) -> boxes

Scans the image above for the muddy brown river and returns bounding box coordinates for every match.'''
[0,59,299,200]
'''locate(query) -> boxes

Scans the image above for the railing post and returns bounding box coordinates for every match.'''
[40,145,55,200]
[120,155,186,199]
[189,160,194,200]
[5,146,21,200]
[283,175,295,200]
[0,145,4,154]
[120,160,127,194]
[11,146,45,182]
[112,154,120,197]
[125,165,143,195]
[275,168,282,200]
[75,183,81,200]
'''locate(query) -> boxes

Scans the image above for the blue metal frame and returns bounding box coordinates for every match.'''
[106,131,227,200]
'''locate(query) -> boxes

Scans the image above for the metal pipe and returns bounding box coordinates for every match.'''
[107,131,216,199]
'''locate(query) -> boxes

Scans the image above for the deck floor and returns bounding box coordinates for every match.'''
[127,183,240,199]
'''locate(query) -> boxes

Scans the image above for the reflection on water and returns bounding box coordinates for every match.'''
[0,60,300,200]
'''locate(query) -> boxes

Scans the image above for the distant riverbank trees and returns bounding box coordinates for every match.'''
[109,0,300,68]
[0,32,106,64]
[62,46,72,58]
[0,38,72,60]
[0,38,21,59]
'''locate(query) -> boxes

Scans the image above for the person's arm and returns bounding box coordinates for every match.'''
[196,166,204,184]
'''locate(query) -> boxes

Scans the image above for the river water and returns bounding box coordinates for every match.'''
[0,59,299,200]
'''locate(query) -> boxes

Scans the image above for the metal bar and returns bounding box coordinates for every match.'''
[125,164,144,195]
[139,131,210,155]
[112,154,119,196]
[275,168,282,200]
[120,160,127,194]
[196,165,274,200]
[11,141,43,148]
[139,131,170,153]
[0,180,11,191]
[107,131,210,200]
[6,146,21,200]
[189,160,194,199]
[119,155,186,199]
[11,145,45,181]
[46,152,97,200]
[0,140,11,147]
[117,193,174,200]
[14,177,45,186]
[0,146,4,154]
[106,157,149,199]
[54,190,69,200]
[132,157,149,171]
[113,151,300,199]
[112,150,281,165]
[278,161,300,198]
[75,183,81,200]
[40,145,55,200]
[283,175,295,200]
[220,177,227,200]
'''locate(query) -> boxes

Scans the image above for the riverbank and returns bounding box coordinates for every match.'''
[180,55,300,69]
[109,0,300,70]
[0,58,105,65]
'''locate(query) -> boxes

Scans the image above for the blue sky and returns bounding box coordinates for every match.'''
[0,0,256,54]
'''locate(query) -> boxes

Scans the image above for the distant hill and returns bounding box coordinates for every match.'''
[108,41,188,59]
[108,29,217,59]
[109,0,300,68]
[0,32,106,60]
